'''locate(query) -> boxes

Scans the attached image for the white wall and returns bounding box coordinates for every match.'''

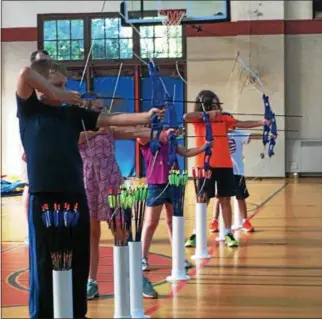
[1,42,37,176]
[285,34,322,173]
[2,1,315,28]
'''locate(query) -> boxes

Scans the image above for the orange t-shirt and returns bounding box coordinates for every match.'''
[194,113,237,168]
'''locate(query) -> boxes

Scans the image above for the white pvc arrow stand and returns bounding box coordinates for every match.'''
[192,203,211,259]
[232,197,243,230]
[167,216,190,282]
[53,270,73,319]
[129,241,150,318]
[113,246,131,319]
[216,205,226,242]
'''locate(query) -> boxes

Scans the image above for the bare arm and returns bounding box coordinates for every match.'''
[112,127,150,140]
[183,112,203,123]
[17,67,81,104]
[17,67,59,100]
[235,120,264,129]
[96,108,164,128]
[176,142,211,157]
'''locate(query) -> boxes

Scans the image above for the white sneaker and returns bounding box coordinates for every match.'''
[142,258,150,271]
[24,236,29,245]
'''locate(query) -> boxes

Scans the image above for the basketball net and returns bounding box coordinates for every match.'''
[158,9,186,26]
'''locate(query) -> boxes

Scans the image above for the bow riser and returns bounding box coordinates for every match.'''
[262,94,278,157]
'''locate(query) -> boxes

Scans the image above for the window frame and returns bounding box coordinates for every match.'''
[38,12,186,67]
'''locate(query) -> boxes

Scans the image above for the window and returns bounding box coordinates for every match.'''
[43,19,85,60]
[39,13,185,63]
[314,0,322,18]
[91,18,133,59]
[140,23,183,58]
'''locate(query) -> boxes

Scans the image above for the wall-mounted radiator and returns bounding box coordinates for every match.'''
[287,139,322,174]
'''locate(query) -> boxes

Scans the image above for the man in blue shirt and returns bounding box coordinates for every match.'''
[17,59,163,319]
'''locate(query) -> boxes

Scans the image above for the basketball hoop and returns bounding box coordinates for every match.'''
[158,9,186,26]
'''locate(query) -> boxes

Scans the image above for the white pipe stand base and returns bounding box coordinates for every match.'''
[216,207,226,242]
[192,203,211,260]
[232,197,243,230]
[166,216,191,282]
[166,273,191,282]
[113,246,131,319]
[53,270,73,319]
[128,241,150,319]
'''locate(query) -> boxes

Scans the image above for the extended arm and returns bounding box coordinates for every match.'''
[235,120,265,129]
[96,108,164,128]
[176,141,212,157]
[112,127,153,140]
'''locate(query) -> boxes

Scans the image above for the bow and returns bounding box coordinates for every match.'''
[202,111,213,171]
[196,101,214,196]
[262,94,278,158]
[148,61,166,158]
[148,60,181,175]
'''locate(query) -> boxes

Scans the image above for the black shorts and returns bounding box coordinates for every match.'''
[234,175,250,200]
[206,167,236,199]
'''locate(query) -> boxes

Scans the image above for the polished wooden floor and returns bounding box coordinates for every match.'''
[2,178,322,318]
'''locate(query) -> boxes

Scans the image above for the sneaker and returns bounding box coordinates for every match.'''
[185,234,196,248]
[185,259,193,269]
[142,258,150,271]
[225,233,239,248]
[242,220,254,232]
[143,276,158,299]
[87,280,99,300]
[209,220,219,233]
[24,236,29,245]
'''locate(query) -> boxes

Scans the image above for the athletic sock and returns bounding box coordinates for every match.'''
[225,228,232,235]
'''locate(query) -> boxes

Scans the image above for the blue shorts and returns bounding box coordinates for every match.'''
[146,184,173,207]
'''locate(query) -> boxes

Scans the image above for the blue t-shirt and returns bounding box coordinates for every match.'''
[17,91,99,194]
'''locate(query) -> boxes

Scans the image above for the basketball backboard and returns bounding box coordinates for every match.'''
[120,0,230,26]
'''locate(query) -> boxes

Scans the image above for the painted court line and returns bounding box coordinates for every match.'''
[145,182,289,316]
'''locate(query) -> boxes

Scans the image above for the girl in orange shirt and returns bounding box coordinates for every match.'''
[184,90,268,247]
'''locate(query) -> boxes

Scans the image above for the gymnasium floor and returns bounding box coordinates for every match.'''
[2,178,322,318]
